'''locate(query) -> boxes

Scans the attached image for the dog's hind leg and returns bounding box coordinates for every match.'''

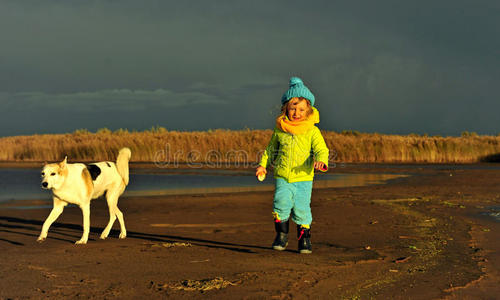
[101,189,127,239]
[115,203,127,239]
[37,197,67,242]
[75,203,90,245]
[100,200,117,240]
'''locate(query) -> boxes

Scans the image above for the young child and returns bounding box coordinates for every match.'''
[256,77,329,254]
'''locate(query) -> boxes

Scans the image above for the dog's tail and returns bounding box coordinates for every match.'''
[116,147,131,186]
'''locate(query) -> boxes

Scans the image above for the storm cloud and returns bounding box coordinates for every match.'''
[0,0,498,136]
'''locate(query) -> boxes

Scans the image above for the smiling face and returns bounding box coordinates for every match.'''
[284,97,312,122]
[41,157,68,190]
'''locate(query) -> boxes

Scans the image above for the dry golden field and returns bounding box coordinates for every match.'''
[0,127,499,164]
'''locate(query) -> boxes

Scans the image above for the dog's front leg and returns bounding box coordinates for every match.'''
[37,198,66,242]
[75,203,90,245]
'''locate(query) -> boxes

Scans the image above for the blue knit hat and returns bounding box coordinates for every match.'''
[281,77,315,106]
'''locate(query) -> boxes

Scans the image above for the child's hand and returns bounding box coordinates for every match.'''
[314,161,328,172]
[256,166,267,181]
[256,166,267,176]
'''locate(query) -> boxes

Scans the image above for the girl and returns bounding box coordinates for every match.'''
[256,77,329,254]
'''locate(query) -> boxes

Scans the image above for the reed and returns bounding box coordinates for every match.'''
[0,127,499,164]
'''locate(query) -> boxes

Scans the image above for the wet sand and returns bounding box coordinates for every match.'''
[0,165,499,299]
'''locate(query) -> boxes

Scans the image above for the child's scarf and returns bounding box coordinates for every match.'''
[276,107,320,135]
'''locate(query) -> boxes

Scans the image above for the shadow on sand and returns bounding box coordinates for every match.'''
[0,216,321,254]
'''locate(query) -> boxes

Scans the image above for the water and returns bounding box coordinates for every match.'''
[0,168,405,209]
[481,206,500,222]
[0,169,44,203]
[342,163,500,170]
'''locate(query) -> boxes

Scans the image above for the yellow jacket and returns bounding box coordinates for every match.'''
[259,126,329,183]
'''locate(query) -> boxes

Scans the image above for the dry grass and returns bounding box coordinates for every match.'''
[152,277,236,292]
[0,127,499,164]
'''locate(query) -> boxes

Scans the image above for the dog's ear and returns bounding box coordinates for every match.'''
[59,156,68,169]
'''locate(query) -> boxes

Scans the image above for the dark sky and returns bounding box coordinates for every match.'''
[0,0,498,137]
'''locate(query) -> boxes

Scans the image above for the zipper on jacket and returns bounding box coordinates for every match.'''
[288,133,294,180]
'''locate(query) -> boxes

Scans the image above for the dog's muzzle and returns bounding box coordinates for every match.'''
[41,182,49,189]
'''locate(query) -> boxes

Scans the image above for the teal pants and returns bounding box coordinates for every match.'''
[273,178,313,226]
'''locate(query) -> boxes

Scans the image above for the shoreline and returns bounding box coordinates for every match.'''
[443,209,500,299]
[1,160,499,170]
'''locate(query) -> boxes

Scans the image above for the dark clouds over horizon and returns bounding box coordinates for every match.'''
[0,0,498,136]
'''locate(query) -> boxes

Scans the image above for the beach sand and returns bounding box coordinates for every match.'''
[0,165,499,299]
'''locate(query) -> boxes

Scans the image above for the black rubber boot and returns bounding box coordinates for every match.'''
[297,225,312,254]
[272,220,289,251]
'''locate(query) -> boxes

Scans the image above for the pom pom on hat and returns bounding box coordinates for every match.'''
[281,77,315,106]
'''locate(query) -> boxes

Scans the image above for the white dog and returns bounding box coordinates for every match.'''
[39,148,131,244]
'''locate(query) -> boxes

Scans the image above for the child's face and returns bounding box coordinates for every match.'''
[287,98,309,122]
